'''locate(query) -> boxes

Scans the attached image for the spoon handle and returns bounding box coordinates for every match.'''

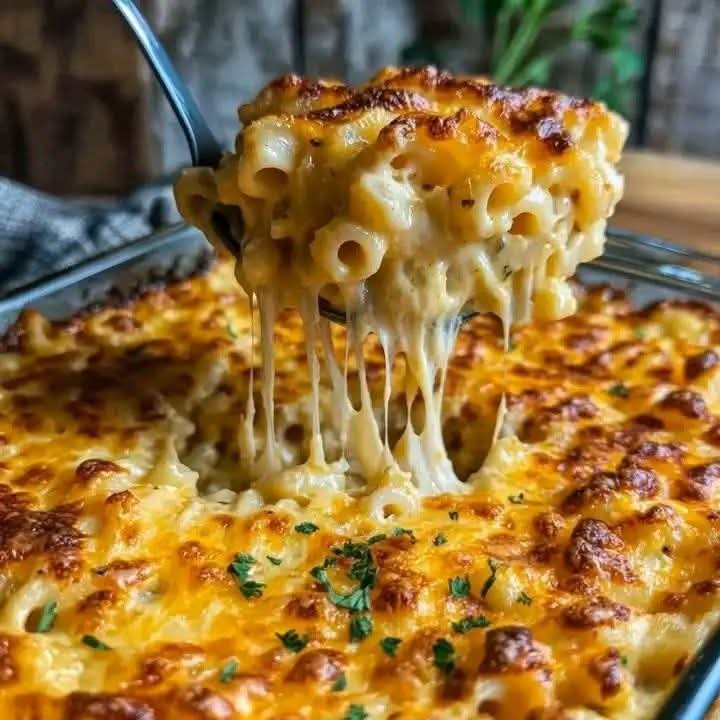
[110,0,223,168]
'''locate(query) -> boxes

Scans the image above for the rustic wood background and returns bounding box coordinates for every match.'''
[2,0,719,195]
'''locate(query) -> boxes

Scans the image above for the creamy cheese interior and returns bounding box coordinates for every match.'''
[174,66,627,503]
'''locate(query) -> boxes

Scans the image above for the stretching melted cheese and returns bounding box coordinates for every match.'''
[2,264,720,719]
[175,67,627,498]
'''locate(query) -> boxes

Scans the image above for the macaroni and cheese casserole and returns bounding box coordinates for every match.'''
[0,68,716,720]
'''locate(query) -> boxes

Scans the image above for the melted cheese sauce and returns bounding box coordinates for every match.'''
[1,264,720,719]
[174,67,627,500]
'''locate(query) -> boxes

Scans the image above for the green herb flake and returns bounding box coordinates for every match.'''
[312,568,370,612]
[333,586,372,613]
[433,533,447,546]
[367,533,386,545]
[82,635,111,651]
[508,492,524,504]
[480,558,500,598]
[432,638,456,673]
[295,522,319,535]
[448,575,471,599]
[226,321,238,339]
[331,672,347,692]
[392,527,415,540]
[517,591,533,606]
[35,600,58,633]
[621,655,628,666]
[218,658,238,684]
[343,704,368,720]
[451,614,491,634]
[310,564,329,585]
[228,553,265,599]
[608,383,629,398]
[239,579,265,599]
[228,553,255,580]
[276,629,309,653]
[311,544,375,614]
[448,510,459,521]
[266,555,282,566]
[379,636,402,657]
[349,614,373,642]
[337,542,377,586]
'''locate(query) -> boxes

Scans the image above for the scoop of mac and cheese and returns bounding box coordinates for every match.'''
[175,67,628,497]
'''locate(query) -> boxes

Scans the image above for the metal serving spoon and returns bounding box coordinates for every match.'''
[112,0,349,321]
[111,1,248,261]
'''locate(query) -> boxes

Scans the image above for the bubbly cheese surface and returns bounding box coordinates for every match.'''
[1,261,720,719]
[174,67,628,497]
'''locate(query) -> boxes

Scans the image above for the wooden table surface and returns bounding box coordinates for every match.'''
[616,151,720,251]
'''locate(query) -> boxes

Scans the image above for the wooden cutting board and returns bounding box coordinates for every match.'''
[615,151,720,251]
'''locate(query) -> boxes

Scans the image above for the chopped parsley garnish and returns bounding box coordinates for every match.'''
[312,536,381,647]
[239,579,265,599]
[82,635,110,651]
[266,555,282,566]
[295,522,319,534]
[312,567,372,612]
[449,510,459,521]
[508,492,524,504]
[331,672,347,691]
[433,533,447,546]
[311,538,379,614]
[218,658,238,684]
[621,655,629,666]
[432,638,456,673]
[318,555,337,570]
[349,613,373,642]
[228,553,255,578]
[276,629,309,653]
[392,527,415,541]
[343,704,368,720]
[448,575,471,599]
[608,383,629,398]
[227,553,265,599]
[226,321,238,339]
[517,591,533,606]
[367,533,386,544]
[334,541,377,586]
[35,600,58,633]
[379,636,402,657]
[335,587,371,612]
[451,614,491,634]
[480,558,500,598]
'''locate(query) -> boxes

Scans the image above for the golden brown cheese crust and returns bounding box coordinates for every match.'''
[1,261,720,718]
[239,66,616,157]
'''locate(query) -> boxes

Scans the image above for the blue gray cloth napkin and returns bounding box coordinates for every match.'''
[0,177,180,294]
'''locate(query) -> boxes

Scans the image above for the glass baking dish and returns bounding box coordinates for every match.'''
[0,223,718,331]
[0,223,719,720]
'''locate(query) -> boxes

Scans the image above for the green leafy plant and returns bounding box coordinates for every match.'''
[402,0,643,113]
